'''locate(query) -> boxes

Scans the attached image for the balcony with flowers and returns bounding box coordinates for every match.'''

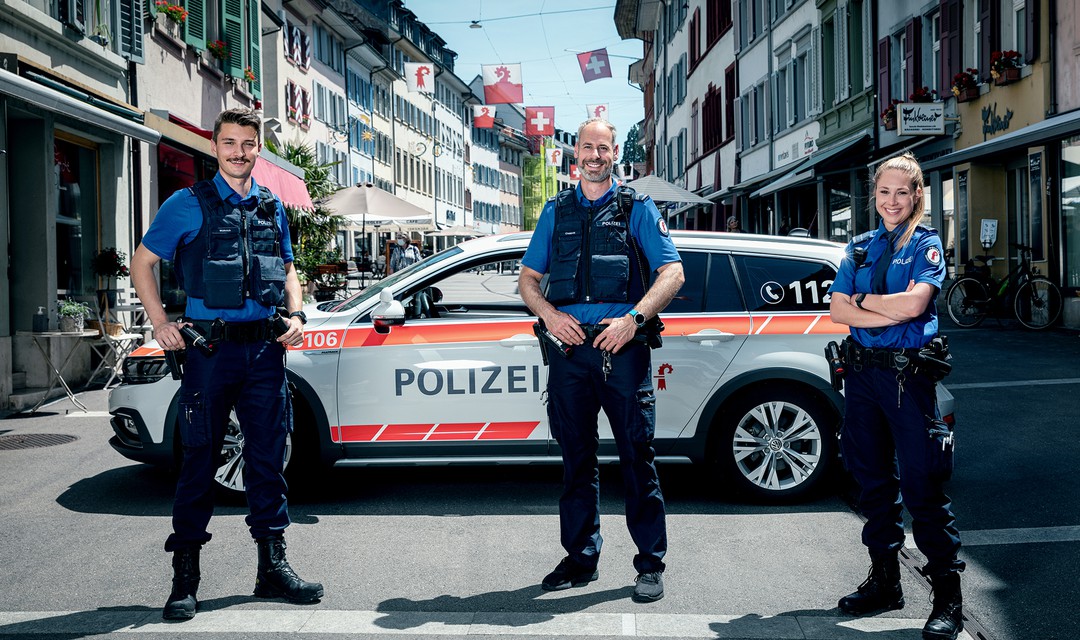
[951,68,980,103]
[990,50,1022,86]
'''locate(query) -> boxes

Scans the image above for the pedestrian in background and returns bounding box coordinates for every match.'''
[725,216,741,232]
[828,151,963,640]
[130,108,322,621]
[518,118,685,603]
[389,234,421,274]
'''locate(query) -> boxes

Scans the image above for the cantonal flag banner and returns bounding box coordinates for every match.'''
[525,106,555,136]
[577,48,612,83]
[482,63,524,104]
[404,62,434,93]
[473,105,496,128]
[570,164,580,180]
[586,104,609,120]
[546,146,563,167]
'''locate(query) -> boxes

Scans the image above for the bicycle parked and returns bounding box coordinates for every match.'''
[945,243,1062,330]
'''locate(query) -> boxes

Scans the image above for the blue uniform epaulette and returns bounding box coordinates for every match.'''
[851,230,876,245]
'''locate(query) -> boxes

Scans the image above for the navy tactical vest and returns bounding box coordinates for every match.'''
[546,186,649,306]
[174,180,286,309]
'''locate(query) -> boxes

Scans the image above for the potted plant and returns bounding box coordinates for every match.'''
[951,68,980,102]
[243,66,256,84]
[880,98,901,130]
[57,299,92,333]
[90,247,129,310]
[154,0,188,24]
[207,39,229,62]
[990,50,1021,85]
[908,86,938,103]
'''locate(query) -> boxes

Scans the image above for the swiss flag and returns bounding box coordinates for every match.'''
[473,105,495,128]
[586,103,609,120]
[577,49,612,83]
[405,63,433,93]
[525,106,555,136]
[546,147,562,167]
[570,164,580,180]
[482,63,524,104]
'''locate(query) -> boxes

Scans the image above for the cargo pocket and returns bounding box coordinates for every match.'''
[925,415,955,482]
[178,392,211,448]
[590,254,629,302]
[252,255,286,304]
[634,387,656,443]
[204,227,244,308]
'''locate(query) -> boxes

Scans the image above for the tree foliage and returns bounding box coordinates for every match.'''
[622,123,645,164]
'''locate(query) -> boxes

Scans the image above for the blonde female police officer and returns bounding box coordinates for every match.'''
[828,152,963,640]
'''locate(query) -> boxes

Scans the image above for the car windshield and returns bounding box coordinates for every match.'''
[319,246,465,313]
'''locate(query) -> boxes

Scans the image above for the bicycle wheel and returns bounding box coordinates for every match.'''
[945,277,989,327]
[1014,277,1062,330]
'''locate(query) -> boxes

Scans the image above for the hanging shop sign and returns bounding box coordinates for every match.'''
[897,102,945,136]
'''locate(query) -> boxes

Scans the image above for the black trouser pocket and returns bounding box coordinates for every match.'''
[178,391,210,448]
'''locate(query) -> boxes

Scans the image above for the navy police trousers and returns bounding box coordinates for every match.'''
[546,340,667,574]
[841,365,963,576]
[164,339,292,552]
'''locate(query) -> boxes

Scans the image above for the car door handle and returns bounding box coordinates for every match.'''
[686,329,736,344]
[499,335,539,348]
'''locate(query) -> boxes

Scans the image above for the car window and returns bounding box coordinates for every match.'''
[404,253,531,321]
[663,250,744,313]
[733,255,835,312]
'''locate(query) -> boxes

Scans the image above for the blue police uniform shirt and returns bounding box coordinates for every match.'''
[829,221,946,348]
[521,181,681,324]
[142,172,294,322]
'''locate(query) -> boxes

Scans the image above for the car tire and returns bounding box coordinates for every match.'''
[713,386,837,502]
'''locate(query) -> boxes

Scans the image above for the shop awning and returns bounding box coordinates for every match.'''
[252,152,314,212]
[751,169,814,198]
[0,68,160,144]
[800,130,871,174]
[922,109,1080,171]
[731,158,808,193]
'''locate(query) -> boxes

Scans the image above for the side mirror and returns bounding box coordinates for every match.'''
[371,289,406,334]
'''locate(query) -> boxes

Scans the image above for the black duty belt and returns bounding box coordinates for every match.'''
[843,341,921,370]
[578,323,650,343]
[189,318,276,343]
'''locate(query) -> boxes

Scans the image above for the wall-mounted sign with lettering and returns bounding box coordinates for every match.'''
[897,102,946,136]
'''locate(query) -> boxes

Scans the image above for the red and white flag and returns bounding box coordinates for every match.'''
[546,147,563,167]
[405,62,434,93]
[482,63,524,104]
[473,105,495,128]
[586,104,609,120]
[570,164,580,180]
[577,49,612,83]
[525,106,555,136]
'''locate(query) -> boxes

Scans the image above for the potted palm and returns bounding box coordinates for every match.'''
[57,299,92,333]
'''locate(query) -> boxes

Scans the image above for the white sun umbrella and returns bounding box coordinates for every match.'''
[319,183,434,220]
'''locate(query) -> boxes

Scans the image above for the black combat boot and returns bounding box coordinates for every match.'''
[253,536,324,604]
[163,547,200,620]
[923,572,963,640]
[838,553,905,615]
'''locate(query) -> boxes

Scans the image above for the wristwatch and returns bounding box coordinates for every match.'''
[289,310,308,325]
[628,309,648,327]
[855,293,867,310]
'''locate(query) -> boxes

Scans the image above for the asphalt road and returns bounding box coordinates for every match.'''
[0,316,1076,639]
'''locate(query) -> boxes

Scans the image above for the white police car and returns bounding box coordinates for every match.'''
[109,231,955,502]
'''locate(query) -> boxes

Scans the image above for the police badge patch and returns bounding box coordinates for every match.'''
[657,218,670,237]
[925,247,941,265]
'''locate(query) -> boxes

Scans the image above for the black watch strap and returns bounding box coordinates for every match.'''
[855,293,867,310]
[289,310,308,324]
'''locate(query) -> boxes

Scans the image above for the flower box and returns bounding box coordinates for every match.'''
[955,86,979,103]
[994,67,1020,86]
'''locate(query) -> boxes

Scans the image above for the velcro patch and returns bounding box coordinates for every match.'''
[657,218,670,237]
[925,247,941,265]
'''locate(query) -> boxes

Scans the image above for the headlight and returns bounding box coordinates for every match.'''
[121,356,171,384]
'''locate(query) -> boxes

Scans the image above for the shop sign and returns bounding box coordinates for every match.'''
[982,103,1015,140]
[897,102,945,136]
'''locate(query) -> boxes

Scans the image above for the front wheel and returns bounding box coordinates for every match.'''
[945,277,989,328]
[712,387,838,502]
[1014,277,1062,330]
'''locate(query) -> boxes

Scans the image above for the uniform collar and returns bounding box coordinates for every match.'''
[213,172,261,205]
[575,180,619,207]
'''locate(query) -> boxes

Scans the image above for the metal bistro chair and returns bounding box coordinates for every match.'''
[87,305,142,389]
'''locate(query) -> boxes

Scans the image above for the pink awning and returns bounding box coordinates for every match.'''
[252,156,314,211]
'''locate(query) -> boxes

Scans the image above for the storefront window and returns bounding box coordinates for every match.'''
[1062,137,1080,289]
[54,135,99,296]
[827,184,850,242]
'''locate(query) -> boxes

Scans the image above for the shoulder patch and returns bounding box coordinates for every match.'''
[925,246,942,265]
[657,217,670,237]
[852,230,875,245]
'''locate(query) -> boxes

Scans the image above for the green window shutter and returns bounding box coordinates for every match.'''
[183,0,205,50]
[247,0,261,97]
[223,0,244,77]
[119,0,145,63]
